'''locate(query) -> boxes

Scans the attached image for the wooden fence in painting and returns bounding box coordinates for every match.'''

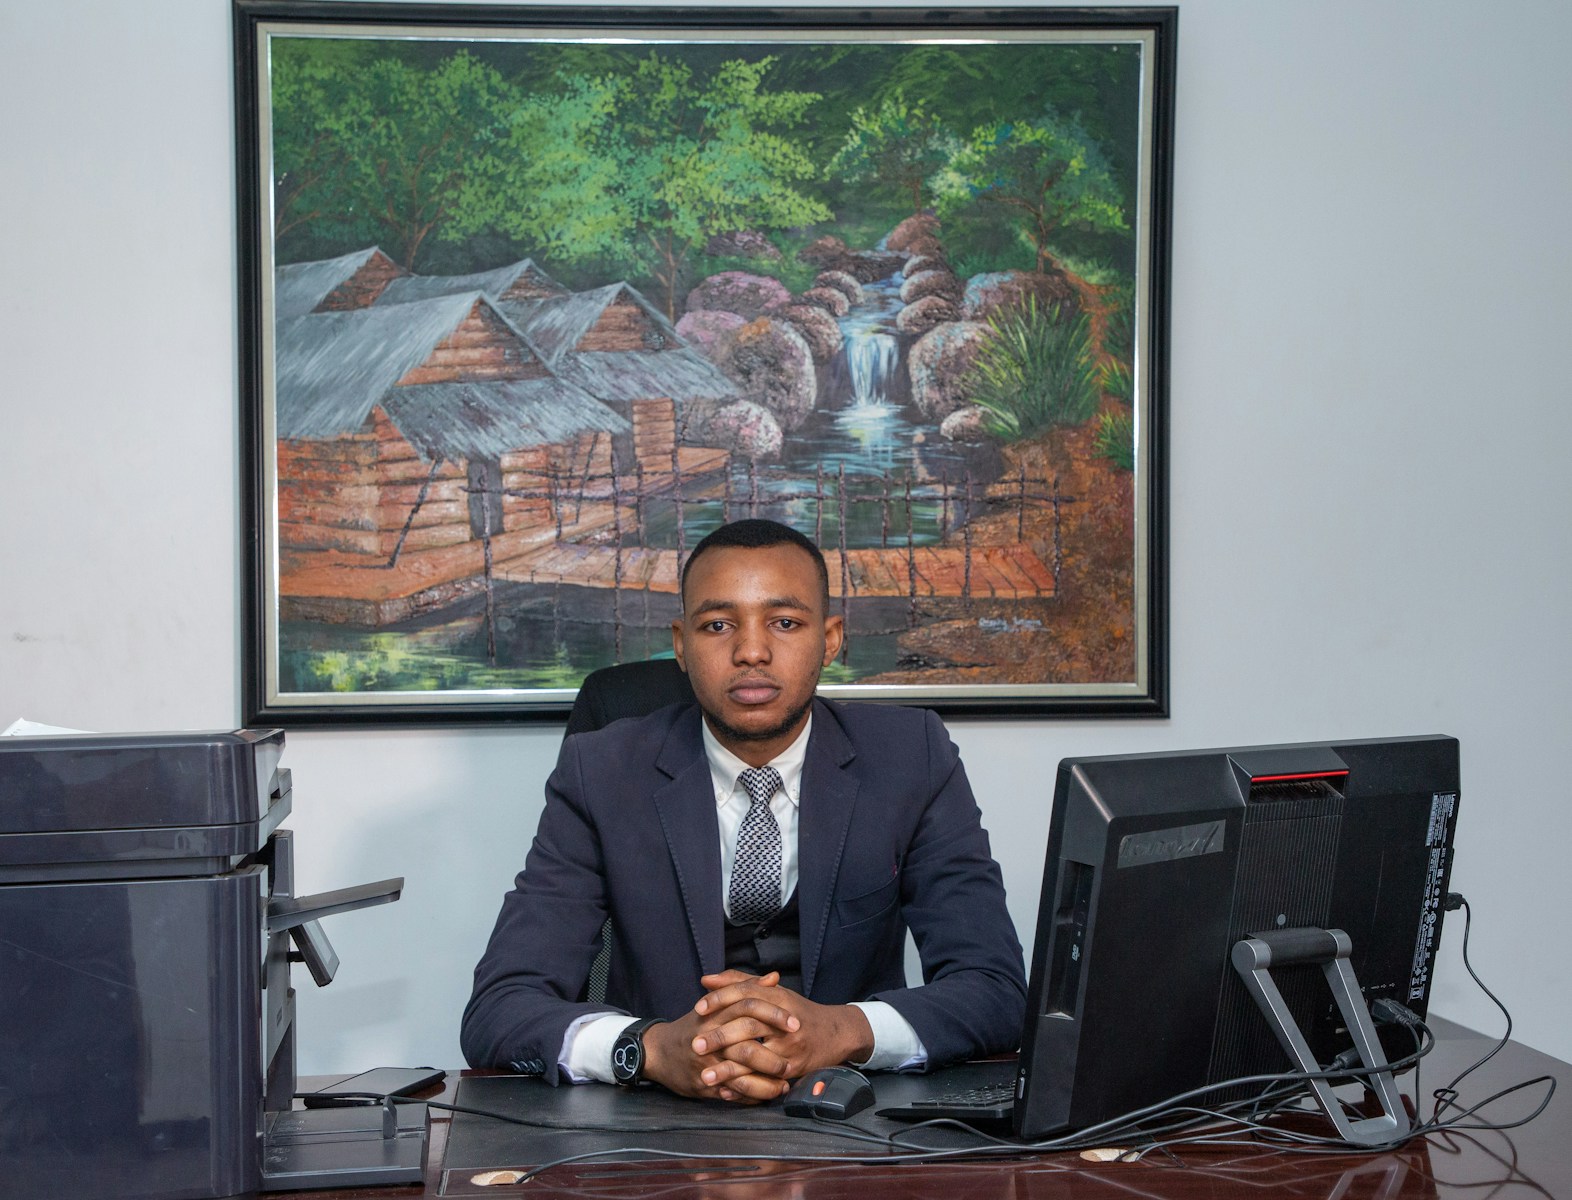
[442,437,1076,661]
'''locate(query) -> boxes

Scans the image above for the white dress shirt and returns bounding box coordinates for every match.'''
[560,714,927,1082]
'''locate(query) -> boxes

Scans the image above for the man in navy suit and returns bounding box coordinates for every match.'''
[462,519,1025,1102]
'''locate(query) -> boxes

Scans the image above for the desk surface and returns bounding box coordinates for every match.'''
[284,1020,1567,1200]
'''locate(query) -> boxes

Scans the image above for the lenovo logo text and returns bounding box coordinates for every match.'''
[1117,820,1226,868]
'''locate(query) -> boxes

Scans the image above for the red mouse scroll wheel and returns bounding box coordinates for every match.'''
[812,1081,826,1096]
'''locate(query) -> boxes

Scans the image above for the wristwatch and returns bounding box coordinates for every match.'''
[611,1017,666,1086]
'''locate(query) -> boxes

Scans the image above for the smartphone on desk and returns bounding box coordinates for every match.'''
[300,1066,445,1107]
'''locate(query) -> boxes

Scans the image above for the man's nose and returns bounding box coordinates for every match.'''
[732,621,771,664]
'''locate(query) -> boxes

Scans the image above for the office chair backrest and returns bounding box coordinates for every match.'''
[564,658,696,1004]
[564,658,695,738]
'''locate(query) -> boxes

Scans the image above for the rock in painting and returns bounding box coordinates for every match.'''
[900,269,963,306]
[939,405,994,442]
[885,212,941,253]
[704,230,784,261]
[800,286,851,318]
[836,250,907,283]
[797,235,849,266]
[813,269,864,305]
[712,317,817,430]
[902,252,947,279]
[683,397,784,460]
[908,320,993,421]
[962,269,1080,323]
[685,271,791,320]
[674,309,746,352]
[896,294,959,338]
[899,234,947,263]
[778,305,844,364]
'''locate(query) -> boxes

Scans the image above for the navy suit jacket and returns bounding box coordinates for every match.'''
[461,697,1026,1082]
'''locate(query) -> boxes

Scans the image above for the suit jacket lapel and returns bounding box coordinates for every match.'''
[797,701,859,998]
[652,707,725,976]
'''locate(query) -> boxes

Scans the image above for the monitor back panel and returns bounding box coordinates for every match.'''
[1014,736,1460,1141]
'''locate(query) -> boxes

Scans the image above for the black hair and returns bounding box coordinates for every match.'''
[679,519,831,611]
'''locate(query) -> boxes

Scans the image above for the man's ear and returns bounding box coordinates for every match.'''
[822,614,845,666]
[670,619,687,673]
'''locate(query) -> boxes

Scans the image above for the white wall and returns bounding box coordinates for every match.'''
[3,0,1569,1073]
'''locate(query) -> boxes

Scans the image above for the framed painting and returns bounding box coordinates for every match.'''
[235,1,1174,725]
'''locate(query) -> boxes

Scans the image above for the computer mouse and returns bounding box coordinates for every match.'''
[782,1066,875,1119]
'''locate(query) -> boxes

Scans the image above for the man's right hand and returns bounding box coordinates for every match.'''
[639,971,800,1102]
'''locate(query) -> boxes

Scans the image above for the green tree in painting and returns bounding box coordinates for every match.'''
[270,41,375,243]
[937,110,1126,274]
[453,73,626,266]
[826,92,954,215]
[458,53,830,317]
[272,46,516,269]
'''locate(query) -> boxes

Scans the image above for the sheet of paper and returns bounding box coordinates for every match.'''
[2,718,94,737]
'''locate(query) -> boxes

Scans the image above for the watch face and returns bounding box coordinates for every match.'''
[612,1032,644,1083]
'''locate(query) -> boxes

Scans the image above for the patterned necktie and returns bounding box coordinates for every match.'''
[729,766,784,926]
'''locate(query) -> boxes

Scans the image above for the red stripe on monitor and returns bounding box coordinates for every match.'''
[1250,770,1351,783]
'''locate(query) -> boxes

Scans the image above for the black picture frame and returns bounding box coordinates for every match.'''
[236,1,1174,726]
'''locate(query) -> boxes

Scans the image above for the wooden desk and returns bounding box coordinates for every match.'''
[285,1020,1567,1199]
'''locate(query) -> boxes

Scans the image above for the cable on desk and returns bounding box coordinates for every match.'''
[1432,892,1515,1120]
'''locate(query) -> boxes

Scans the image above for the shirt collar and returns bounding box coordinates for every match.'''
[701,712,812,809]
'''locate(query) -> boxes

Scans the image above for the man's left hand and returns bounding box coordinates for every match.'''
[691,971,875,1085]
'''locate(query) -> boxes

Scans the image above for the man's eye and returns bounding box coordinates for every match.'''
[775,618,799,630]
[703,620,729,633]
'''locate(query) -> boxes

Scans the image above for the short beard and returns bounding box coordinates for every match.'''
[702,691,815,746]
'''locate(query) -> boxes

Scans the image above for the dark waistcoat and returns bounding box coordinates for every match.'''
[724,888,802,995]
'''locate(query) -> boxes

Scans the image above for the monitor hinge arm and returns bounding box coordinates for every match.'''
[1231,927,1410,1147]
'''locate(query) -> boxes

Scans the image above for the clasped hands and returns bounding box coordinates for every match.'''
[641,970,874,1103]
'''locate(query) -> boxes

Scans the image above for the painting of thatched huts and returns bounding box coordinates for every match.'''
[238,5,1174,721]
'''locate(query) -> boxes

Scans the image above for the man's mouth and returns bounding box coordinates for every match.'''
[727,677,781,706]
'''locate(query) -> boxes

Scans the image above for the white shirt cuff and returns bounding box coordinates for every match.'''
[559,1012,636,1084]
[849,1001,928,1072]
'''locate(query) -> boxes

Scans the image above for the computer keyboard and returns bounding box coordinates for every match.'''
[877,1079,1016,1123]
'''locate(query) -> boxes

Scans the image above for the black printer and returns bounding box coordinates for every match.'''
[0,728,424,1199]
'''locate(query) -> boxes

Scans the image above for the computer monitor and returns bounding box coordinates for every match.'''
[1013,735,1460,1141]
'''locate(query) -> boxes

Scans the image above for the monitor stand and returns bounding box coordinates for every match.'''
[1231,927,1411,1147]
